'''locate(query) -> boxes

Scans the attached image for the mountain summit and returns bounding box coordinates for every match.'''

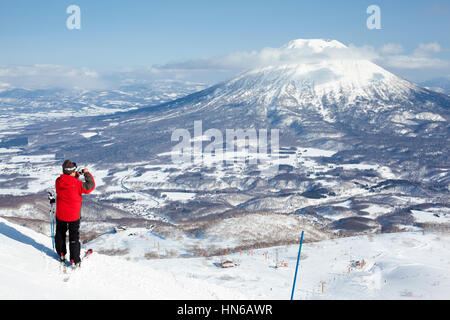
[281,38,347,51]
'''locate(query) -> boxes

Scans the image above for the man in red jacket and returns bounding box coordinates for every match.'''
[55,160,95,267]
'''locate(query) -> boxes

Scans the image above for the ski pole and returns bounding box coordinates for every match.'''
[290,230,304,300]
[50,203,55,250]
[48,191,56,251]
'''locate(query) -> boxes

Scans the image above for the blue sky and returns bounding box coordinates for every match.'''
[0,0,449,88]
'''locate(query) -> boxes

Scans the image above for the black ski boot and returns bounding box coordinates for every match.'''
[71,259,81,269]
[59,253,66,263]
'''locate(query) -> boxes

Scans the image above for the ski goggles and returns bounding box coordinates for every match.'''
[64,162,77,172]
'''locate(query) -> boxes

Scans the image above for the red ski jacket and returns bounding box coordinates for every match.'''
[55,172,95,222]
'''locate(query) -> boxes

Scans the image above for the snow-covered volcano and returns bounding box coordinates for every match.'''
[200,39,445,131]
[19,39,450,165]
[92,38,447,140]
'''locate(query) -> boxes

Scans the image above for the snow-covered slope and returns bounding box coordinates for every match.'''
[0,217,244,299]
[1,216,449,299]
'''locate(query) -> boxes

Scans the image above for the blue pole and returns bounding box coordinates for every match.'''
[290,231,304,300]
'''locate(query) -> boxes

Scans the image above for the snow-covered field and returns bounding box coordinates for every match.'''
[1,216,449,300]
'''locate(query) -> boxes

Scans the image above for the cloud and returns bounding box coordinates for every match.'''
[382,55,445,69]
[0,65,106,91]
[379,42,448,71]
[161,41,380,72]
[413,42,441,56]
[159,40,448,77]
[0,64,223,91]
[379,43,404,55]
[0,82,12,93]
[1,40,448,90]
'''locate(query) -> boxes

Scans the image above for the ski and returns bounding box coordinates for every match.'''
[61,260,68,274]
[58,252,68,275]
[60,256,69,281]
[61,249,93,282]
[83,248,93,260]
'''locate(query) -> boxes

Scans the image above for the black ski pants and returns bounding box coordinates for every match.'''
[55,218,81,263]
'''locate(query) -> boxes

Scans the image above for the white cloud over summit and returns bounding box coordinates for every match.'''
[161,40,380,71]
[161,39,448,76]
